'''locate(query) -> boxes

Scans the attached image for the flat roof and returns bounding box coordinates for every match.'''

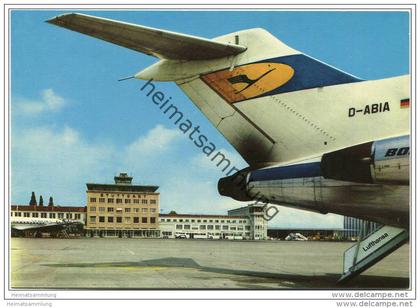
[159,213,246,219]
[86,183,159,193]
[11,205,86,212]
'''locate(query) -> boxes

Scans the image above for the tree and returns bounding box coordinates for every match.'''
[29,192,37,206]
[168,210,177,215]
[39,195,44,207]
[48,196,54,207]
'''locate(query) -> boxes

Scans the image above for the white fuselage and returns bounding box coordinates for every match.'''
[11,217,67,231]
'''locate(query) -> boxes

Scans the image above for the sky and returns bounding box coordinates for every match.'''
[10,10,409,228]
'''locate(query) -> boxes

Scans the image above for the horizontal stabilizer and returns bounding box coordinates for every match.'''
[46,13,247,60]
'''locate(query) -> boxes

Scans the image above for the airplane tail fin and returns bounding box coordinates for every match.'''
[171,28,407,167]
[170,28,366,166]
[198,28,362,103]
[48,14,408,167]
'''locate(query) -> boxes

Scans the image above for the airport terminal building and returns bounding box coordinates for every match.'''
[342,216,381,240]
[11,204,86,223]
[159,204,268,240]
[85,173,160,238]
[228,204,268,240]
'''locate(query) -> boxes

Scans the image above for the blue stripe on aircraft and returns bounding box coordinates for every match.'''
[249,162,322,182]
[254,54,362,98]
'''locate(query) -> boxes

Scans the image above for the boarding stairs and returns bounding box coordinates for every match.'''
[338,224,409,283]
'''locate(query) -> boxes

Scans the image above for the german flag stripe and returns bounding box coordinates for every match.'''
[400,98,410,108]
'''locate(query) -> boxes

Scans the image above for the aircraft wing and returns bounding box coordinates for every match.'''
[46,13,247,60]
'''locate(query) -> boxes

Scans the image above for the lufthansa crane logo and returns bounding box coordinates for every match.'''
[201,62,294,104]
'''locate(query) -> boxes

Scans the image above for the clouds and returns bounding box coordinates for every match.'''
[13,88,66,115]
[11,125,115,205]
[125,124,182,164]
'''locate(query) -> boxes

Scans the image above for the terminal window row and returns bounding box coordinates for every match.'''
[167,232,252,237]
[175,224,250,231]
[90,197,157,204]
[99,193,154,198]
[160,218,247,224]
[90,216,156,224]
[11,212,82,219]
[89,207,156,213]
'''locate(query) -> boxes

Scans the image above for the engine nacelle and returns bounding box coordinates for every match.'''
[218,169,252,201]
[321,135,409,184]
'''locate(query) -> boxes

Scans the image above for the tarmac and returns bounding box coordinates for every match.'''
[10,238,410,289]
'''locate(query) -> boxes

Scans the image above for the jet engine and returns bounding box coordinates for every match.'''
[321,135,409,185]
[218,169,253,201]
